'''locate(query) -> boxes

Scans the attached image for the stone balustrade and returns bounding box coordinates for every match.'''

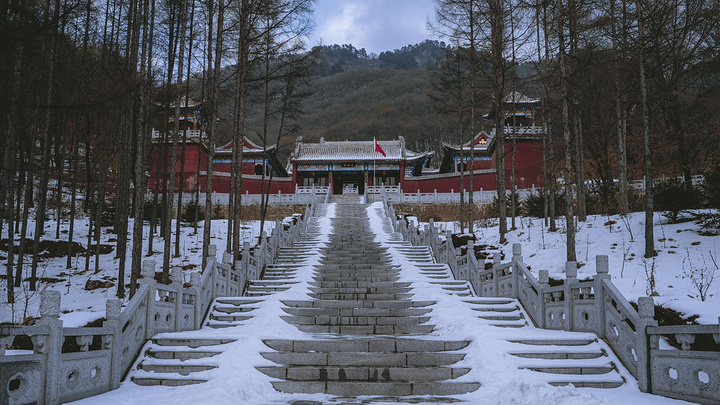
[382,197,720,405]
[0,202,313,404]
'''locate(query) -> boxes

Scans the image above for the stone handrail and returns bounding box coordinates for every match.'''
[381,197,719,404]
[0,202,314,405]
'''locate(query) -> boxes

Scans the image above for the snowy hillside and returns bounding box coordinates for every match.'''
[423,211,719,325]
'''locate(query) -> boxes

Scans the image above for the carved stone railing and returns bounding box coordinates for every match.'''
[382,198,719,404]
[0,202,314,404]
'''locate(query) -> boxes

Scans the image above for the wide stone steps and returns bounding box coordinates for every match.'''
[270,380,481,396]
[260,199,480,398]
[131,337,234,386]
[122,207,325,392]
[259,337,479,396]
[256,365,471,381]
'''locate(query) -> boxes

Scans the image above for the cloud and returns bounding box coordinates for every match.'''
[317,2,370,48]
[312,0,437,54]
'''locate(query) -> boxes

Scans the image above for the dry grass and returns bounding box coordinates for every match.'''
[206,204,306,221]
[394,203,497,223]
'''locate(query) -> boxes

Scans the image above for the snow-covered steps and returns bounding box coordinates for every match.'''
[504,336,624,388]
[131,337,234,386]
[263,198,482,398]
[258,338,479,396]
[461,298,529,327]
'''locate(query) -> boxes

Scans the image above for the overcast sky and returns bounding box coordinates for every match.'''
[309,0,439,55]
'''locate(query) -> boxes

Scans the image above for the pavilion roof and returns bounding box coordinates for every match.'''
[215,137,273,154]
[504,91,540,104]
[291,138,428,162]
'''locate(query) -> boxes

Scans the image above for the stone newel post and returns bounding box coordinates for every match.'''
[637,296,657,393]
[105,298,122,388]
[141,260,157,339]
[511,243,522,299]
[491,253,502,297]
[564,262,578,331]
[594,255,610,338]
[171,267,183,331]
[538,270,549,328]
[38,290,62,404]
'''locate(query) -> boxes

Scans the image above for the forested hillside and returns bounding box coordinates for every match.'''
[241,41,460,161]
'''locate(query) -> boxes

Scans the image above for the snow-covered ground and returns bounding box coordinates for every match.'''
[418,211,720,324]
[70,202,690,405]
[0,217,274,326]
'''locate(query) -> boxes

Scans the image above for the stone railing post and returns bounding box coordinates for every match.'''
[208,244,217,263]
[208,245,218,299]
[105,298,123,389]
[511,243,522,299]
[564,261,578,331]
[538,270,549,328]
[637,296,657,393]
[171,267,183,331]
[594,255,610,338]
[190,272,203,329]
[445,230,453,266]
[234,260,243,295]
[38,290,62,404]
[223,252,233,265]
[141,260,157,339]
[491,253,501,297]
[243,241,251,272]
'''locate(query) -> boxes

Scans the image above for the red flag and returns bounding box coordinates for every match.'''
[374,138,386,157]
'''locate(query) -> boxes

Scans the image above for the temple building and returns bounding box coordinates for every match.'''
[289,137,432,194]
[436,91,544,190]
[147,91,545,200]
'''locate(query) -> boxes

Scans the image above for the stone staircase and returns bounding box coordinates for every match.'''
[129,221,324,387]
[257,196,481,397]
[382,223,624,390]
[125,196,626,401]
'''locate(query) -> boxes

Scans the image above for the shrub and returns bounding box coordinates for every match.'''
[654,178,697,223]
[101,204,115,227]
[523,192,545,218]
[522,191,565,218]
[212,204,225,219]
[142,199,166,221]
[182,200,206,224]
[695,165,720,229]
[700,164,720,208]
[484,190,522,219]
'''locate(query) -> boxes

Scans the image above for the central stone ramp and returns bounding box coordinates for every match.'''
[258,196,480,397]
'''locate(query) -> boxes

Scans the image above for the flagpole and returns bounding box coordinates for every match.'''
[373,138,376,203]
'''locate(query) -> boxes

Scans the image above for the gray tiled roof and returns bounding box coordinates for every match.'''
[292,140,426,162]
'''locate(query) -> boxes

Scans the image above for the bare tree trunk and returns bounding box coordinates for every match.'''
[535,1,549,228]
[467,0,476,234]
[613,0,629,214]
[174,0,195,256]
[574,114,586,221]
[559,1,576,263]
[5,43,22,302]
[31,0,62,291]
[638,0,655,258]
[16,164,33,287]
[459,120,465,232]
[67,131,79,269]
[131,0,155,297]
[148,133,163,254]
[203,0,223,270]
[55,146,63,239]
[509,0,517,231]
[94,160,107,274]
[232,0,250,261]
[164,0,188,280]
[490,0,507,243]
